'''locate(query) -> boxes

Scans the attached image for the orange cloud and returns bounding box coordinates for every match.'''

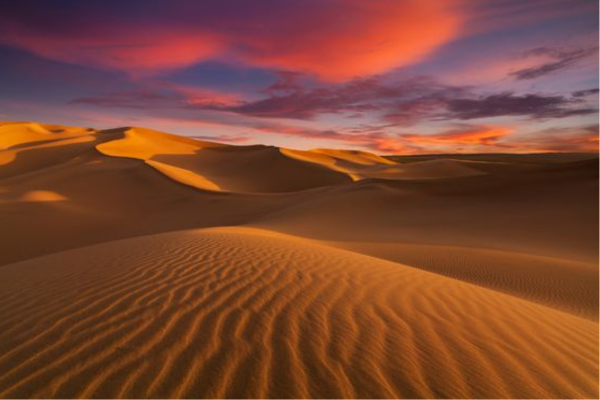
[403,126,514,145]
[504,125,599,153]
[254,124,417,154]
[236,0,463,81]
[0,0,463,80]
[3,30,222,77]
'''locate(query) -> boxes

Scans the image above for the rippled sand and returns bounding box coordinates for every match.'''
[0,122,597,398]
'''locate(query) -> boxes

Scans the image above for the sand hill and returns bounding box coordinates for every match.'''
[0,121,598,398]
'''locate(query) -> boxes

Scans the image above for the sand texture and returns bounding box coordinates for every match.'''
[0,122,598,398]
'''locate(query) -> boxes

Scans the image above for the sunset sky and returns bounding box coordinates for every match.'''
[0,0,598,154]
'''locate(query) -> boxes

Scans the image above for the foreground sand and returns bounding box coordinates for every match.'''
[0,122,598,398]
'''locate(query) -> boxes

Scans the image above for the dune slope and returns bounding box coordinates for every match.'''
[0,122,94,150]
[1,122,598,399]
[329,242,598,319]
[0,228,597,399]
[96,128,352,193]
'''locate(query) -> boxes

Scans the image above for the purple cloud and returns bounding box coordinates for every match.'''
[509,46,598,80]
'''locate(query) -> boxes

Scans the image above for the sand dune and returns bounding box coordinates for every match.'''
[0,122,94,150]
[0,228,597,398]
[251,160,599,263]
[96,127,225,160]
[97,127,351,193]
[0,122,598,398]
[282,148,486,180]
[329,242,598,319]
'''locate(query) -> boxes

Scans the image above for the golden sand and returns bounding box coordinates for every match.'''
[0,122,597,398]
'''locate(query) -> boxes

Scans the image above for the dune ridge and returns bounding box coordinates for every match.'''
[0,122,95,150]
[0,122,598,398]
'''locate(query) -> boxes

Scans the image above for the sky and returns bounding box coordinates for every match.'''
[0,0,598,154]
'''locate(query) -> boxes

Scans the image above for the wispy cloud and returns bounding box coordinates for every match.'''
[443,93,597,120]
[572,88,599,98]
[402,126,513,146]
[504,124,599,152]
[509,46,598,80]
[254,123,417,153]
[72,75,598,125]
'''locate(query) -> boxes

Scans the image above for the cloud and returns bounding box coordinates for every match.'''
[222,75,473,123]
[70,75,464,120]
[251,123,513,154]
[0,7,222,77]
[0,0,463,81]
[226,76,456,119]
[232,0,463,81]
[72,76,598,128]
[220,76,597,123]
[402,126,513,145]
[254,123,416,153]
[255,122,599,154]
[465,0,598,36]
[191,133,253,144]
[572,88,599,98]
[444,93,597,120]
[503,125,599,152]
[70,81,239,109]
[509,46,598,80]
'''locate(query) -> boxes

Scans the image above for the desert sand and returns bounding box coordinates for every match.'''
[0,121,598,398]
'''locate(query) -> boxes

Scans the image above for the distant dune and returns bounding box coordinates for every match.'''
[0,121,598,398]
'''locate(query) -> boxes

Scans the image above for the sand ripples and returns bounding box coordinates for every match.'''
[0,228,596,398]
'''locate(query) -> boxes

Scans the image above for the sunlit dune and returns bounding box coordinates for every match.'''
[281,148,394,181]
[95,127,224,160]
[0,121,94,149]
[309,148,397,166]
[0,122,597,399]
[281,148,486,181]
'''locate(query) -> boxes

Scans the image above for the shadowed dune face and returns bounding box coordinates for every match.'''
[0,228,597,399]
[0,122,598,398]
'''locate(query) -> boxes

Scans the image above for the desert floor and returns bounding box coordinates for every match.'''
[0,121,598,398]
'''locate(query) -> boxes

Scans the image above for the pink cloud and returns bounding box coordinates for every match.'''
[254,124,417,154]
[0,0,463,81]
[191,133,253,144]
[233,0,464,81]
[505,125,599,152]
[402,126,514,145]
[1,28,222,77]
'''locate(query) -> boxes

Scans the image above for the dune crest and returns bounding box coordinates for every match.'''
[95,127,224,160]
[95,128,352,192]
[0,122,94,150]
[281,148,487,180]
